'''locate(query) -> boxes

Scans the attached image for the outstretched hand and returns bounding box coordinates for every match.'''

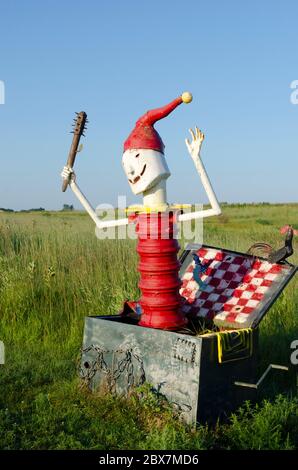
[185,126,205,161]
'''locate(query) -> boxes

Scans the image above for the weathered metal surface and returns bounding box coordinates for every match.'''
[196,328,258,422]
[80,316,259,424]
[81,316,202,423]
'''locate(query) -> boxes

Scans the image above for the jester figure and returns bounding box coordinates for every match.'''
[61,92,221,330]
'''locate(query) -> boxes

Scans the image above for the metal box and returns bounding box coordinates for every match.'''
[80,245,297,424]
[81,315,259,423]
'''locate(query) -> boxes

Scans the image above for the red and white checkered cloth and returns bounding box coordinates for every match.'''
[180,247,291,329]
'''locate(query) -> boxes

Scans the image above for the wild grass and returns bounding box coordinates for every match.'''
[0,204,297,449]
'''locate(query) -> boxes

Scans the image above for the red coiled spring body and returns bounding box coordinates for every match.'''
[135,211,187,330]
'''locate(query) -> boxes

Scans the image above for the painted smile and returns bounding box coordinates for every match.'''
[129,164,147,184]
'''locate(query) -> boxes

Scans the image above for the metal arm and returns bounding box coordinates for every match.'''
[178,127,221,222]
[69,179,129,229]
[178,154,221,221]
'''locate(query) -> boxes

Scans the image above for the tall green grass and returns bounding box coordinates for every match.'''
[0,204,297,449]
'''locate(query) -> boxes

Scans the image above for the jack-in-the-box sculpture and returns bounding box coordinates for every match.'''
[61,93,297,424]
[61,92,221,330]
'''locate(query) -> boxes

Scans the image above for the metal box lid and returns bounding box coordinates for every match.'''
[179,244,297,329]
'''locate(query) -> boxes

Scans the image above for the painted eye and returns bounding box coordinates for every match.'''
[135,153,140,158]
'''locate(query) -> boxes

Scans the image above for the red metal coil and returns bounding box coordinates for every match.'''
[136,212,187,330]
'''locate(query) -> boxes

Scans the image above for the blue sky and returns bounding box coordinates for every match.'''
[0,0,297,210]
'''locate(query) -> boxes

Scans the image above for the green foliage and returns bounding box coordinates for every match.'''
[256,218,272,226]
[221,396,298,450]
[0,204,297,449]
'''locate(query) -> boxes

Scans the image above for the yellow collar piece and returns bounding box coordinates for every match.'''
[125,204,192,215]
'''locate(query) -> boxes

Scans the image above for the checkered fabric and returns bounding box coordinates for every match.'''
[180,247,292,329]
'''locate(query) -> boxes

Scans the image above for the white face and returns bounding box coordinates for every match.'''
[122,149,170,195]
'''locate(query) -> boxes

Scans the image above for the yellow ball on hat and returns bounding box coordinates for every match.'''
[181,91,193,104]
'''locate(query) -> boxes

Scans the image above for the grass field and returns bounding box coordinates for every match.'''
[0,204,297,450]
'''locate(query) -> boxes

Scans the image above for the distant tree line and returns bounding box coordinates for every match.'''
[61,204,74,211]
[20,208,45,213]
[0,207,45,213]
[0,205,75,212]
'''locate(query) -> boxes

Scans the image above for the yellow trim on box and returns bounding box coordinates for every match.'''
[217,328,253,364]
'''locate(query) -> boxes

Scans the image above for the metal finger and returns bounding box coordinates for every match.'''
[189,128,195,140]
